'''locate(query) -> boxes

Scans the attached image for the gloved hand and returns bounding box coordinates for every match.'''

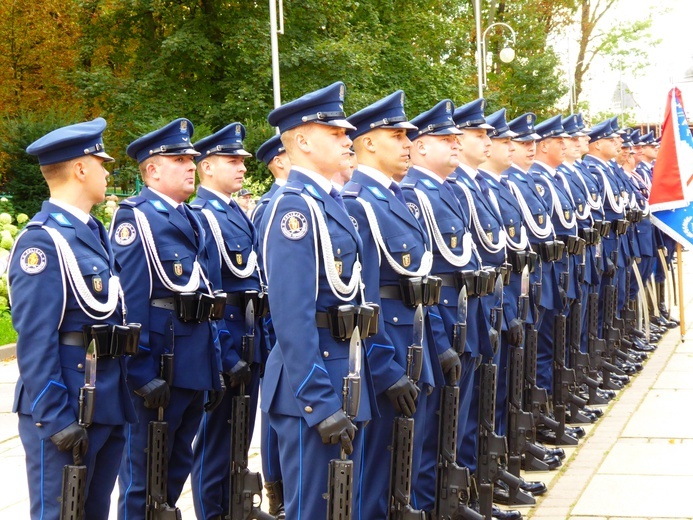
[226,359,251,388]
[439,348,462,385]
[135,377,170,409]
[315,410,357,455]
[604,257,615,278]
[204,373,227,412]
[508,318,525,347]
[385,375,420,417]
[489,327,500,356]
[558,286,568,310]
[51,421,88,457]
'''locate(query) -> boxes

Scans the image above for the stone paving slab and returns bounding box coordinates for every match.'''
[621,389,693,439]
[598,438,693,476]
[654,367,693,389]
[572,474,693,518]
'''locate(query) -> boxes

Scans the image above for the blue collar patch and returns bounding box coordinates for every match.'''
[49,213,72,227]
[209,199,225,211]
[367,186,387,200]
[149,200,168,212]
[420,178,437,190]
[305,184,323,200]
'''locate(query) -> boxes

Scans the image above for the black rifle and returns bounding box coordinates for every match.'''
[60,340,96,520]
[565,300,592,424]
[325,327,362,520]
[602,278,628,390]
[550,314,579,446]
[146,322,182,520]
[433,384,482,520]
[585,292,611,405]
[388,306,426,520]
[229,301,274,520]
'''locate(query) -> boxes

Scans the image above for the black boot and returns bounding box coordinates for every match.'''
[264,480,286,519]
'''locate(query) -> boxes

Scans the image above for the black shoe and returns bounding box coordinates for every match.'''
[264,480,286,519]
[566,425,585,438]
[519,479,547,496]
[492,505,523,520]
[567,410,597,424]
[583,406,604,418]
[546,446,566,459]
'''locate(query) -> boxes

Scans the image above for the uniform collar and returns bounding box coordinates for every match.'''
[479,168,502,182]
[293,165,333,193]
[583,153,609,168]
[458,163,478,179]
[356,164,392,189]
[48,198,90,224]
[199,185,232,204]
[412,165,444,184]
[148,187,183,210]
[275,178,287,187]
[533,160,556,176]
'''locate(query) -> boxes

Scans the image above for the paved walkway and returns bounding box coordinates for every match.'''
[1,257,691,519]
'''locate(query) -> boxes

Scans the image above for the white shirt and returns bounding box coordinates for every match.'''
[49,198,90,224]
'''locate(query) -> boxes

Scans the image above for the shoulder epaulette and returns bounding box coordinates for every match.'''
[25,212,50,228]
[341,183,362,198]
[399,179,416,189]
[283,180,304,195]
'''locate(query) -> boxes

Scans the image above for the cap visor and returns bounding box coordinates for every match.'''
[94,151,115,163]
[318,119,358,131]
[387,121,419,130]
[430,127,463,136]
[494,129,518,139]
[160,148,201,157]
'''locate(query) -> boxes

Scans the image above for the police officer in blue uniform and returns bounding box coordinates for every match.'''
[448,99,507,475]
[398,99,474,513]
[112,119,225,520]
[10,118,137,520]
[341,90,436,517]
[252,133,290,517]
[258,82,375,519]
[188,122,269,520]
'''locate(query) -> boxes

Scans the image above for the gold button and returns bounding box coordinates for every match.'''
[35,422,42,427]
[304,406,313,413]
[77,363,84,369]
[393,317,399,323]
[323,351,329,358]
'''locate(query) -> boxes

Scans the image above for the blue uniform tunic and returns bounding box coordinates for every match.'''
[10,201,136,520]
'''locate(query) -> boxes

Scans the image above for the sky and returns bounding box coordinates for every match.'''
[553,0,691,125]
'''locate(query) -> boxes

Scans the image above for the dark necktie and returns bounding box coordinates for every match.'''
[176,204,190,222]
[389,181,407,205]
[330,187,347,211]
[475,174,492,199]
[87,217,101,242]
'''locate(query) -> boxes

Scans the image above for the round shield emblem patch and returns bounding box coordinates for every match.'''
[280,211,308,240]
[114,223,137,246]
[20,247,47,274]
[407,202,420,219]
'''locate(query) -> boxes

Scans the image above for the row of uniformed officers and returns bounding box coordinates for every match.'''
[8,81,674,520]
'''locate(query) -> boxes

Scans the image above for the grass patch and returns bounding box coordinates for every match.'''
[0,313,17,345]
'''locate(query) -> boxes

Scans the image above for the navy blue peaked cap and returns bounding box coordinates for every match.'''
[407,100,461,141]
[508,113,541,142]
[630,129,642,145]
[347,90,417,140]
[127,118,199,163]
[586,119,619,143]
[535,115,570,140]
[256,134,285,165]
[268,82,355,134]
[562,114,586,136]
[453,98,494,130]
[640,131,657,145]
[194,122,252,162]
[486,109,518,138]
[26,117,115,166]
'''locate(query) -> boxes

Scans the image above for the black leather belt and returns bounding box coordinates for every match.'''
[379,285,405,301]
[225,293,243,307]
[59,332,86,347]
[151,297,176,310]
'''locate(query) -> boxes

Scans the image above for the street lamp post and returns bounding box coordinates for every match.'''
[269,0,285,123]
[474,0,517,98]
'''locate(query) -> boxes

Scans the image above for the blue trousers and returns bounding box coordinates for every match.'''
[118,387,203,520]
[19,414,126,520]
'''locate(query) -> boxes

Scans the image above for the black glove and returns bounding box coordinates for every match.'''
[51,421,88,457]
[439,348,462,385]
[135,377,170,409]
[385,375,419,417]
[315,410,357,455]
[508,318,525,347]
[604,257,615,278]
[204,373,227,412]
[489,327,500,356]
[226,359,252,388]
[558,286,568,310]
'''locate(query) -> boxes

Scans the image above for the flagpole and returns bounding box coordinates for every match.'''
[677,243,685,340]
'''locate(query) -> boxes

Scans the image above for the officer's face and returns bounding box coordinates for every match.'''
[304,124,353,178]
[565,137,582,161]
[420,134,459,177]
[642,144,657,161]
[578,135,590,155]
[540,137,566,167]
[512,140,536,170]
[370,128,412,177]
[632,146,643,164]
[83,155,110,206]
[207,155,247,195]
[486,137,515,171]
[154,154,197,203]
[458,128,491,168]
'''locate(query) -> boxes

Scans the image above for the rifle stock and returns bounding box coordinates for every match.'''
[551,314,578,446]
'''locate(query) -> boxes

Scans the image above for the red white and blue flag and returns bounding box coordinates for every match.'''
[649,87,693,247]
